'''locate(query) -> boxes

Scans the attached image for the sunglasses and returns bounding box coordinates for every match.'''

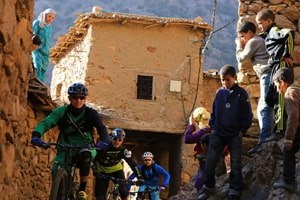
[113,138,123,142]
[143,159,152,162]
[70,96,86,100]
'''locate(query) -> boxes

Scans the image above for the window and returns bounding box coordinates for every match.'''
[136,75,153,100]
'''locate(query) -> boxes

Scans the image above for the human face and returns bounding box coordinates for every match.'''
[237,30,254,45]
[112,137,123,148]
[45,13,56,24]
[274,81,288,94]
[255,18,273,32]
[143,157,153,166]
[220,74,236,89]
[69,95,86,109]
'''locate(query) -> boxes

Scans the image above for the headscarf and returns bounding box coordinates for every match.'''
[38,8,56,28]
[190,107,210,128]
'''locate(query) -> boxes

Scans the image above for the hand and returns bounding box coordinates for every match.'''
[136,177,144,186]
[31,137,49,149]
[159,186,166,191]
[96,142,108,149]
[31,137,43,146]
[285,142,293,151]
[281,57,294,67]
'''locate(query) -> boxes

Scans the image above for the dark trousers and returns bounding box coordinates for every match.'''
[283,130,300,183]
[203,133,243,193]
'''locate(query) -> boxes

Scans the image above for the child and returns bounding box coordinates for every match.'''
[197,65,253,200]
[272,68,299,192]
[255,9,294,142]
[184,107,228,191]
[184,107,212,191]
[32,8,56,82]
[31,34,42,77]
[236,20,273,154]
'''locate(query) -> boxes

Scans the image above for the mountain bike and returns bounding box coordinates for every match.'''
[96,174,139,200]
[39,142,97,200]
[129,187,160,200]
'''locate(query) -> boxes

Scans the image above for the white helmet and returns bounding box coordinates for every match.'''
[142,151,154,159]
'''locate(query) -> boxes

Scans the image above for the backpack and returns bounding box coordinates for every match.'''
[193,133,211,161]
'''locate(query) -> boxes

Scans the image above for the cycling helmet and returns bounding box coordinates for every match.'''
[192,107,210,122]
[111,128,126,140]
[142,151,154,159]
[68,83,88,95]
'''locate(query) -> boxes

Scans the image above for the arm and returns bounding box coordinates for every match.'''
[284,88,300,150]
[90,109,110,143]
[282,30,294,67]
[184,125,211,144]
[33,106,66,137]
[124,149,142,178]
[239,89,253,134]
[209,90,219,130]
[155,164,171,187]
[236,37,257,63]
[128,165,142,181]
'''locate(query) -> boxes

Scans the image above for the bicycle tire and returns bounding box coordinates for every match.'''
[106,181,121,200]
[50,168,69,200]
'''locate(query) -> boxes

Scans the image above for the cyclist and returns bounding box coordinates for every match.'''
[93,128,144,200]
[31,82,110,200]
[129,152,171,200]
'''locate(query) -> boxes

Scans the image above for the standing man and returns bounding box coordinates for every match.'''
[272,68,299,192]
[31,83,110,200]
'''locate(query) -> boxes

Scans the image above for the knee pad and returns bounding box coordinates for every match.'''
[79,150,92,176]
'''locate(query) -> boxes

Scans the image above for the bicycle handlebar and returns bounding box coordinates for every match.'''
[41,142,100,150]
[97,174,140,185]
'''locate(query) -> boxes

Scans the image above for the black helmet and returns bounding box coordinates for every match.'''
[68,83,88,95]
[111,128,126,140]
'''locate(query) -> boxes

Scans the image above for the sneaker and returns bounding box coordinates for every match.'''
[197,187,214,200]
[247,143,261,155]
[264,132,283,142]
[273,180,296,192]
[78,191,88,200]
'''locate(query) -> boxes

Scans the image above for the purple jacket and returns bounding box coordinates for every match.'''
[184,124,211,144]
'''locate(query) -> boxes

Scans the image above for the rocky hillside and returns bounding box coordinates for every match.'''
[34,0,238,84]
[169,141,300,200]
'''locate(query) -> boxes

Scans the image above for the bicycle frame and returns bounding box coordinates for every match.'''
[42,142,97,200]
[96,174,138,200]
[129,187,159,200]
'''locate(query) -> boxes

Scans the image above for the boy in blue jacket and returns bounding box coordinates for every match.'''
[129,152,170,200]
[198,65,253,200]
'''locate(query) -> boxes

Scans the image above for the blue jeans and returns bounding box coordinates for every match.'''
[138,185,159,200]
[203,133,242,196]
[283,130,300,184]
[257,72,273,142]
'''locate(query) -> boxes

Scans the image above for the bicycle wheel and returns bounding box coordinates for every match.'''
[50,168,68,200]
[106,183,121,200]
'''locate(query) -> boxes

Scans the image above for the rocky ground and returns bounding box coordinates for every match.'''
[169,140,300,200]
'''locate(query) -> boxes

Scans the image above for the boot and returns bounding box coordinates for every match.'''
[197,186,214,200]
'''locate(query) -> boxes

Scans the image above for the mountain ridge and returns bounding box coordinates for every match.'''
[34,0,238,83]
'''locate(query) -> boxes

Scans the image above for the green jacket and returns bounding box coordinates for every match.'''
[34,104,110,144]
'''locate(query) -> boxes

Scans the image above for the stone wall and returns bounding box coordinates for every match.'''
[237,0,300,129]
[0,0,37,199]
